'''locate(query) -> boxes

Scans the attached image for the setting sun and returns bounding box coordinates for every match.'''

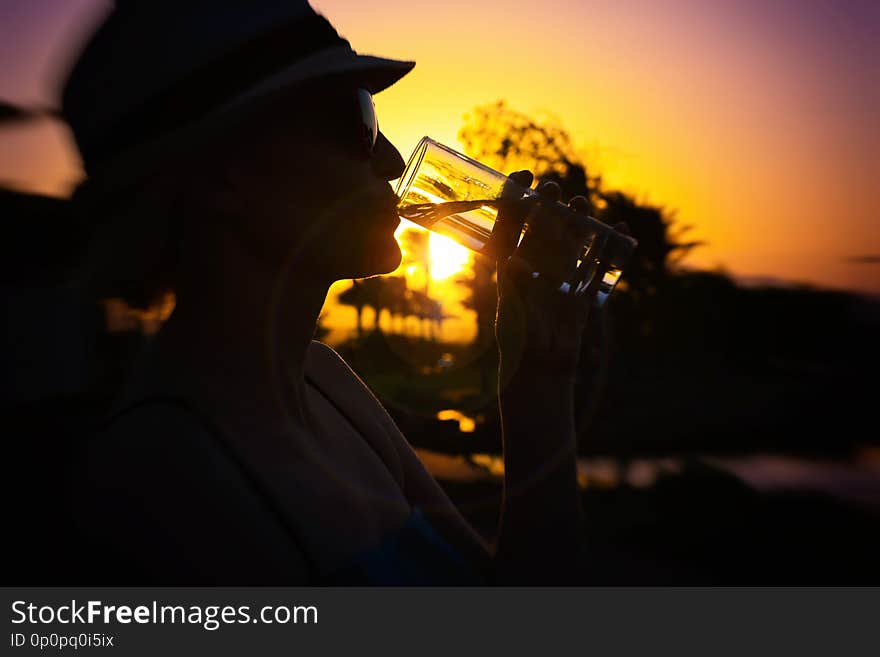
[428,233,470,280]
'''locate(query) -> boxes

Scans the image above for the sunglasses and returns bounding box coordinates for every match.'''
[288,86,380,159]
[355,89,379,158]
[354,87,379,157]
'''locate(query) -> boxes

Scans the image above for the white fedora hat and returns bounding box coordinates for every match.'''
[63,0,415,194]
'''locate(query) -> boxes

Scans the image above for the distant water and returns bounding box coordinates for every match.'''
[707,448,880,508]
[416,447,880,510]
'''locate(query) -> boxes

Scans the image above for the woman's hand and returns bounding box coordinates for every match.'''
[493,171,597,385]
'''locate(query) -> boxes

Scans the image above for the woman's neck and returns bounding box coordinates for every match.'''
[157,224,331,426]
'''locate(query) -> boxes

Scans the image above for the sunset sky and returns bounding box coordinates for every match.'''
[1,0,877,295]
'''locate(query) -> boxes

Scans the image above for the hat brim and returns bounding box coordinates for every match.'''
[218,46,415,115]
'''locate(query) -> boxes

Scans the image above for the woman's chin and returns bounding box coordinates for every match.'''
[371,241,403,275]
[346,240,402,279]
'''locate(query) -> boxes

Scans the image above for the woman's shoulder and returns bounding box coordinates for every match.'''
[306,340,361,379]
[305,340,387,410]
[305,339,408,461]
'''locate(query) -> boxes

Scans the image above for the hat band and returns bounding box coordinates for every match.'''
[85,12,349,172]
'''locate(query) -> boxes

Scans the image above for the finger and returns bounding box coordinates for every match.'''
[528,181,564,241]
[516,213,575,286]
[523,186,588,284]
[508,170,534,188]
[498,253,540,301]
[488,170,536,265]
[523,180,563,245]
[537,179,562,203]
[564,196,597,247]
[511,182,581,286]
[568,195,592,215]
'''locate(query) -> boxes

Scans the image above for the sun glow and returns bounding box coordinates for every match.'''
[428,232,471,280]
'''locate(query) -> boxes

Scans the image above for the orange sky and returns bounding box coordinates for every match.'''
[1,0,878,295]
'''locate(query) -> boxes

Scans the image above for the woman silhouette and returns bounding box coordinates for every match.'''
[66,1,604,584]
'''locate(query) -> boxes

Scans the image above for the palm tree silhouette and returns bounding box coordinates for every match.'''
[337,279,378,337]
[337,275,410,337]
[405,289,452,340]
[456,257,496,348]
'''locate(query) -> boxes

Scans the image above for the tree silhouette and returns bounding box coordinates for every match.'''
[405,288,452,340]
[337,278,383,336]
[377,275,408,330]
[598,191,702,299]
[336,275,412,338]
[459,100,603,205]
[336,280,367,337]
[455,256,496,348]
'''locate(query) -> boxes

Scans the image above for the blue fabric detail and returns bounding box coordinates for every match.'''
[322,507,484,585]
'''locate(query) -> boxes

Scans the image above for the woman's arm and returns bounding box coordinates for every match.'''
[490,174,600,584]
[493,363,585,583]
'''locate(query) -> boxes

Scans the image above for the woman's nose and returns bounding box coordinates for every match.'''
[372,132,405,182]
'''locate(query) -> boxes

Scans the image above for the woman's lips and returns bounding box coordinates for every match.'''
[383,198,401,225]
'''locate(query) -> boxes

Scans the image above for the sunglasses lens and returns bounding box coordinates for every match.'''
[356,88,378,153]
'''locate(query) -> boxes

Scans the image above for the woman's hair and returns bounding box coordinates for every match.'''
[72,164,194,311]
